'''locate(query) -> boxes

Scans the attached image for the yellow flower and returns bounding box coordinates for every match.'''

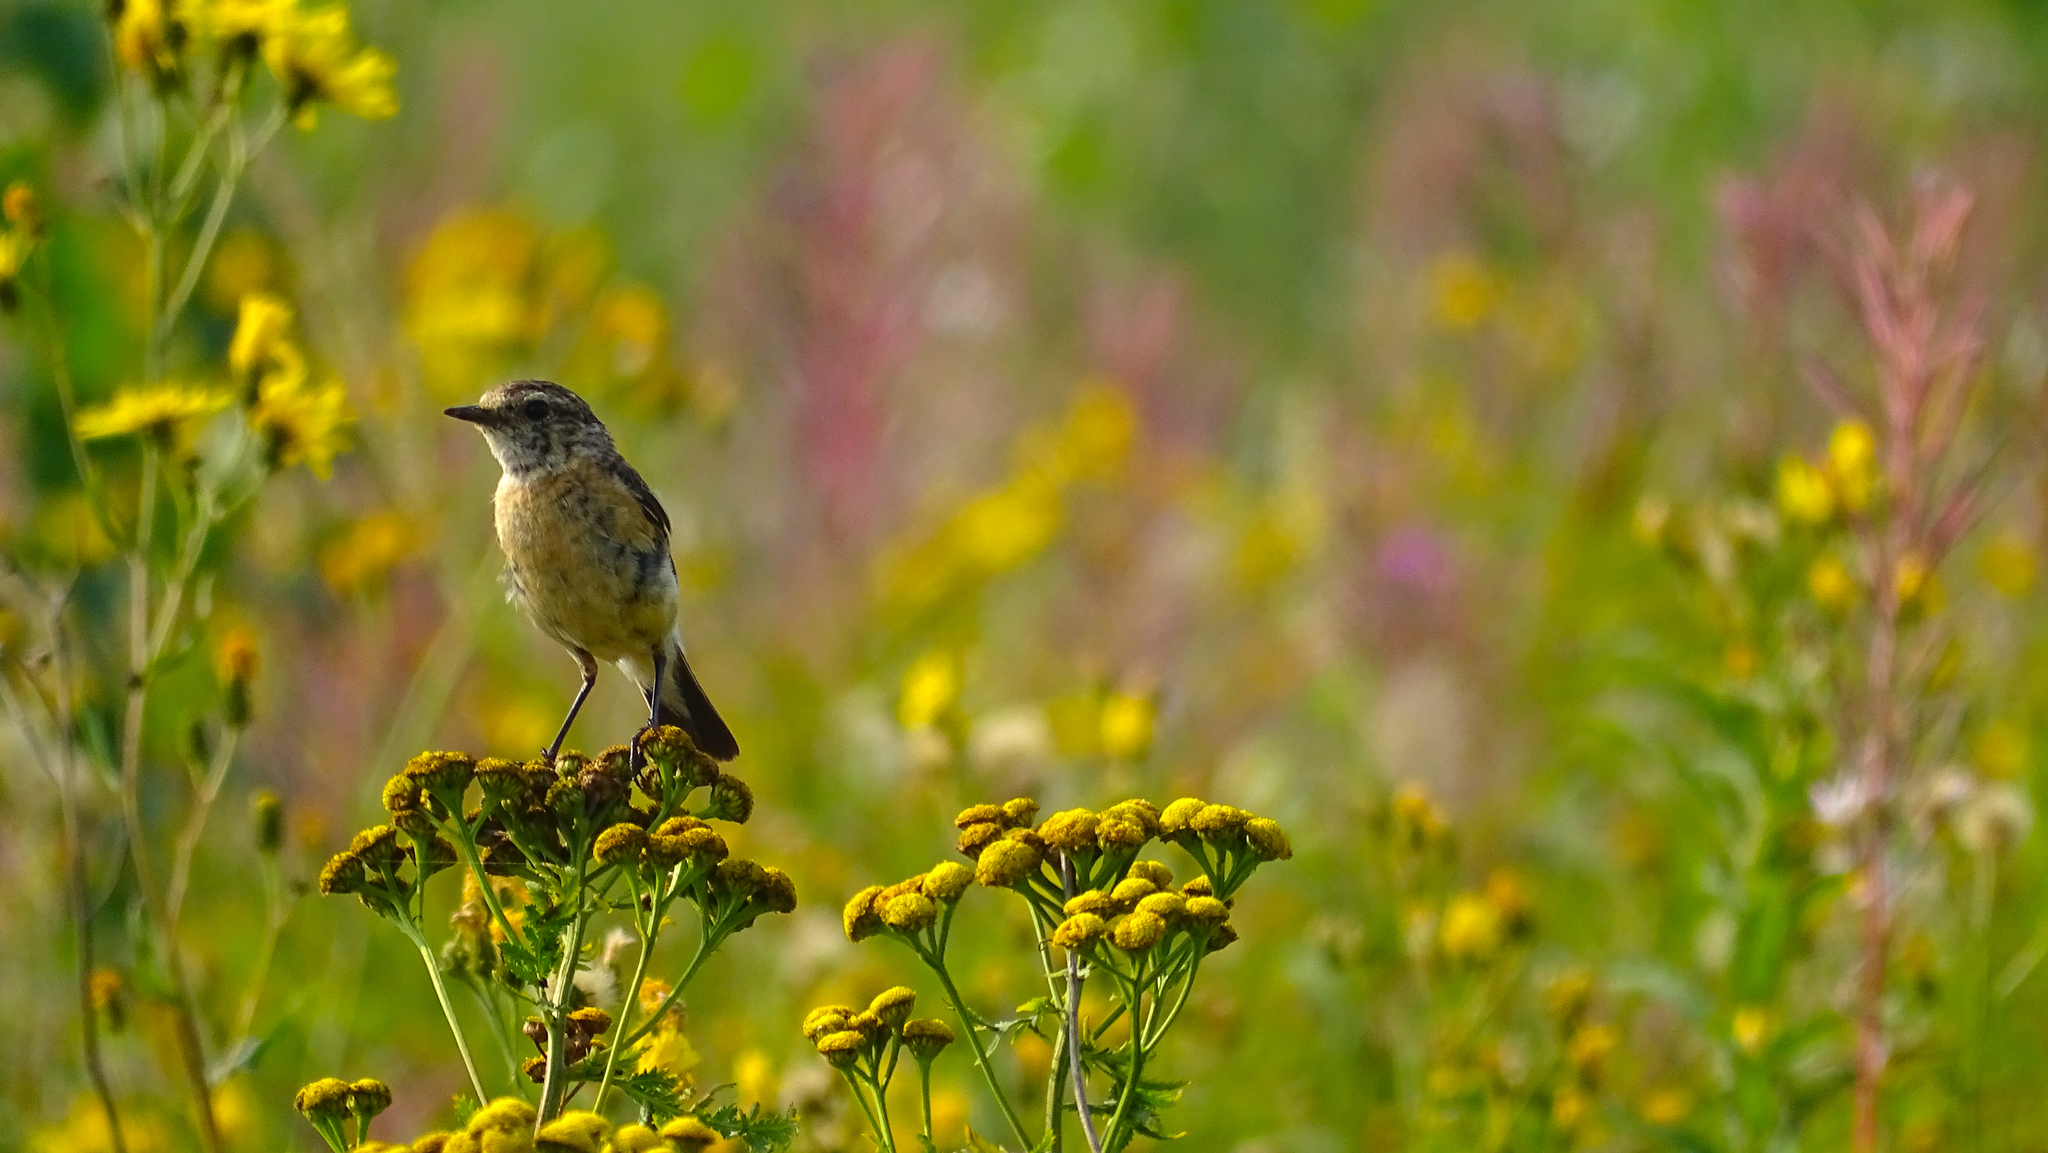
[1730,1006,1771,1055]
[1550,1087,1590,1130]
[1978,528,2036,598]
[252,368,352,477]
[75,383,232,441]
[1775,455,1834,525]
[201,0,294,50]
[1639,1087,1692,1125]
[898,649,960,731]
[1827,419,1877,512]
[229,292,295,384]
[955,476,1063,573]
[112,0,189,91]
[1438,893,1501,962]
[1566,1023,1616,1074]
[1098,691,1154,761]
[31,1094,171,1153]
[1807,555,1857,613]
[1429,251,1501,331]
[262,6,398,128]
[319,511,413,594]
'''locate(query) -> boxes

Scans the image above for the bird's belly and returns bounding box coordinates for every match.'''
[496,475,678,662]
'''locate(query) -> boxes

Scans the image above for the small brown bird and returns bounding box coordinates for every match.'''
[445,380,738,761]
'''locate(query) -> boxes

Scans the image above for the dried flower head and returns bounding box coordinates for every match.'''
[703,775,755,824]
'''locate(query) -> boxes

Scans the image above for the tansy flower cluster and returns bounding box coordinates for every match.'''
[294,1092,746,1153]
[832,795,1291,1151]
[800,989,955,1150]
[317,727,794,1121]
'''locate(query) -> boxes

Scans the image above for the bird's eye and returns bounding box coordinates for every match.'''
[522,399,550,420]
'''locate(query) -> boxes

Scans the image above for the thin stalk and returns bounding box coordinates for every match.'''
[919,1060,937,1150]
[1044,1009,1067,1152]
[466,978,528,1097]
[1059,854,1103,1153]
[594,884,662,1111]
[1100,972,1147,1153]
[165,726,239,931]
[619,932,717,1050]
[537,864,590,1124]
[230,854,289,1044]
[871,1057,900,1153]
[1852,535,1901,1153]
[842,1072,889,1150]
[398,921,489,1101]
[928,956,1032,1150]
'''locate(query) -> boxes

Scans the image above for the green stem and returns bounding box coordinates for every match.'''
[919,1060,937,1150]
[842,1071,889,1151]
[537,864,589,1124]
[1101,973,1146,1153]
[466,976,527,1096]
[871,1058,901,1153]
[398,920,489,1102]
[619,930,717,1050]
[450,822,525,949]
[927,955,1032,1150]
[594,881,663,1113]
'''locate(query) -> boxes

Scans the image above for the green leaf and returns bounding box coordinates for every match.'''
[609,1068,691,1122]
[452,1095,479,1127]
[699,1102,799,1151]
[498,900,574,987]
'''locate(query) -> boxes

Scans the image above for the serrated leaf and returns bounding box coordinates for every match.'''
[700,1102,799,1151]
[452,1095,479,1126]
[610,1068,691,1122]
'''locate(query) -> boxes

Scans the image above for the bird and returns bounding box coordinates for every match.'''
[444,380,738,763]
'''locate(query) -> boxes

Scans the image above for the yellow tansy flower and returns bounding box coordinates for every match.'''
[263,6,398,128]
[76,383,232,441]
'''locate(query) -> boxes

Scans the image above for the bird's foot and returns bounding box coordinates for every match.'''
[629,724,654,772]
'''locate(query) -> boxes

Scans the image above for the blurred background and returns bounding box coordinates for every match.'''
[4,0,2048,1150]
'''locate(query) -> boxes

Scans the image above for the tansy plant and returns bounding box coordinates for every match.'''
[820,796,1292,1152]
[0,5,390,1152]
[293,1090,777,1153]
[312,727,797,1145]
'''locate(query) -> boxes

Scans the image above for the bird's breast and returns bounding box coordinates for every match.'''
[493,463,678,661]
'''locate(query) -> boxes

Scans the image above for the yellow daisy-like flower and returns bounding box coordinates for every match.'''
[113,0,190,92]
[202,0,294,51]
[75,383,232,441]
[251,369,352,477]
[262,6,398,128]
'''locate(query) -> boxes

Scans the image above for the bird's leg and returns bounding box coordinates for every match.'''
[545,650,600,763]
[632,645,667,771]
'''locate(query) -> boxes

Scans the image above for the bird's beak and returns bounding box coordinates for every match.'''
[443,405,495,426]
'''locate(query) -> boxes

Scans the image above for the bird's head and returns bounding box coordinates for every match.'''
[445,380,613,477]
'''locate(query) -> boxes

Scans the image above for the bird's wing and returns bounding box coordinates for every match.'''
[610,457,672,541]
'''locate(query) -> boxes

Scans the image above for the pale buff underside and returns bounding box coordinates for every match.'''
[492,462,681,677]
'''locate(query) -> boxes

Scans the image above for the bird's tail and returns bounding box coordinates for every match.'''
[643,636,739,761]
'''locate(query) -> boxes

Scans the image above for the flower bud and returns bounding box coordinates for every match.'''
[1039,809,1098,853]
[1105,799,1161,838]
[1182,895,1229,927]
[593,823,647,867]
[757,866,798,914]
[955,803,1003,828]
[535,1111,610,1153]
[1063,889,1113,918]
[903,1017,955,1060]
[1135,891,1185,922]
[1160,797,1207,837]
[1191,804,1250,842]
[252,789,284,854]
[1095,816,1147,851]
[844,885,886,942]
[609,1124,664,1153]
[1128,860,1173,888]
[293,1077,353,1125]
[882,891,937,933]
[216,629,257,726]
[802,1005,855,1043]
[1181,876,1214,898]
[703,775,755,824]
[404,751,477,800]
[1052,912,1108,949]
[921,861,974,902]
[1113,910,1166,951]
[869,986,917,1032]
[1108,877,1156,910]
[317,849,367,896]
[348,1079,393,1136]
[1001,797,1041,827]
[1206,921,1240,953]
[350,825,404,871]
[976,838,1042,887]
[816,1029,864,1069]
[1245,817,1292,861]
[957,821,1004,858]
[851,1010,887,1040]
[658,1116,722,1150]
